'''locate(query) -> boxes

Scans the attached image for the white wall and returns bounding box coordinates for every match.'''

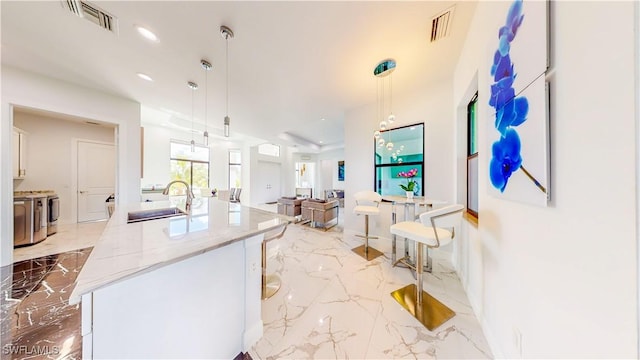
[344,77,455,238]
[249,146,285,205]
[317,148,345,194]
[13,112,115,225]
[452,1,638,357]
[1,66,141,266]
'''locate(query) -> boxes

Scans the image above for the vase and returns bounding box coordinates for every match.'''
[405,191,414,200]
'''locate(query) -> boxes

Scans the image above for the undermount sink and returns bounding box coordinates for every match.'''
[127,207,187,224]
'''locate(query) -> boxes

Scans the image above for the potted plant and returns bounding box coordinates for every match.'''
[398,168,418,199]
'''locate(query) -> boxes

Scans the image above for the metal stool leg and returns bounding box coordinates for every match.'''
[352,214,383,261]
[390,242,455,330]
[262,227,286,300]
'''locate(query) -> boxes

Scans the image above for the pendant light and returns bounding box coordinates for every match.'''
[187,81,198,152]
[221,25,234,137]
[201,59,212,146]
[372,59,396,151]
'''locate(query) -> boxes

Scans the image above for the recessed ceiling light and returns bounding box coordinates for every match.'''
[321,118,325,121]
[319,140,324,144]
[135,26,159,42]
[137,73,153,81]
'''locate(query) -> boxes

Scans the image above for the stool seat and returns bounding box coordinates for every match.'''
[354,205,380,216]
[390,222,452,248]
[352,190,384,261]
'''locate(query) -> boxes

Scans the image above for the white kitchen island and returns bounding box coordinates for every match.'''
[70,197,290,359]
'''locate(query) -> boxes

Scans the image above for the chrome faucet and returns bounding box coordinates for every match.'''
[162,180,195,211]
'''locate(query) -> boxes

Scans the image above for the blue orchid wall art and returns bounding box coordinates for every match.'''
[489,0,546,195]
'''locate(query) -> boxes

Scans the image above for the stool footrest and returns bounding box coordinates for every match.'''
[262,273,282,300]
[351,244,384,261]
[390,284,455,331]
[355,234,378,240]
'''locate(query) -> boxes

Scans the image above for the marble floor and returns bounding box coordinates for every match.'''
[13,222,106,263]
[1,247,92,360]
[3,204,490,359]
[251,221,492,359]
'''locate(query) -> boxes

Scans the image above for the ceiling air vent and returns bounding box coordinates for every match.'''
[430,6,455,42]
[61,0,117,34]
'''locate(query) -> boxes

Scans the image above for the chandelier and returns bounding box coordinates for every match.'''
[373,59,399,155]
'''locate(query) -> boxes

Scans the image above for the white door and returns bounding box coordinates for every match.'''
[78,141,115,222]
[256,161,281,204]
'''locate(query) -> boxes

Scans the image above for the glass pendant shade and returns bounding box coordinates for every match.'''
[190,139,196,152]
[203,131,209,146]
[386,142,394,151]
[373,130,381,139]
[379,120,388,130]
[388,113,396,123]
[377,138,386,147]
[224,116,230,137]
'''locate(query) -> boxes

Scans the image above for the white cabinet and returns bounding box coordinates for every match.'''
[13,127,27,179]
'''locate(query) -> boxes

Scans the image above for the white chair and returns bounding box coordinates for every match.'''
[389,204,464,330]
[352,190,384,261]
[262,224,288,300]
[231,188,242,203]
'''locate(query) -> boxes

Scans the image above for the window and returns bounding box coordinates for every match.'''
[229,149,242,188]
[467,93,479,217]
[169,141,209,195]
[258,143,280,157]
[374,123,424,196]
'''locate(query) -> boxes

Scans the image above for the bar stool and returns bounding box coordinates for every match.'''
[389,204,464,330]
[352,190,384,261]
[262,224,288,300]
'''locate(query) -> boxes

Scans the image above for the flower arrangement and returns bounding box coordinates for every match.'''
[398,168,418,193]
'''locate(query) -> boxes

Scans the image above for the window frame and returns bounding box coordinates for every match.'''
[467,92,479,218]
[169,140,210,192]
[373,123,425,197]
[228,149,242,189]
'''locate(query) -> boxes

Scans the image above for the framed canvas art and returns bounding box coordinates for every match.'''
[487,0,550,206]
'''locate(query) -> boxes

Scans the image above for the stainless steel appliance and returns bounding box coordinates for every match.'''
[14,195,47,247]
[47,194,59,235]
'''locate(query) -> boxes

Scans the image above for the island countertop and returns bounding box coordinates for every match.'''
[69,198,291,304]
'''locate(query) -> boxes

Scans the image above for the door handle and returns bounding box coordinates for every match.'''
[79,191,87,194]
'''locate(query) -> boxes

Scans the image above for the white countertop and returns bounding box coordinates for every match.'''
[69,197,291,303]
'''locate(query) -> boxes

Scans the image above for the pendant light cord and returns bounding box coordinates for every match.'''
[191,87,195,143]
[204,68,208,131]
[390,74,393,113]
[226,37,229,118]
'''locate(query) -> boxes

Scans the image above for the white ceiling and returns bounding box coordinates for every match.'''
[1,1,476,153]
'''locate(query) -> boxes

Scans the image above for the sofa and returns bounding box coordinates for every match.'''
[277,197,303,217]
[301,199,339,230]
[324,189,345,207]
